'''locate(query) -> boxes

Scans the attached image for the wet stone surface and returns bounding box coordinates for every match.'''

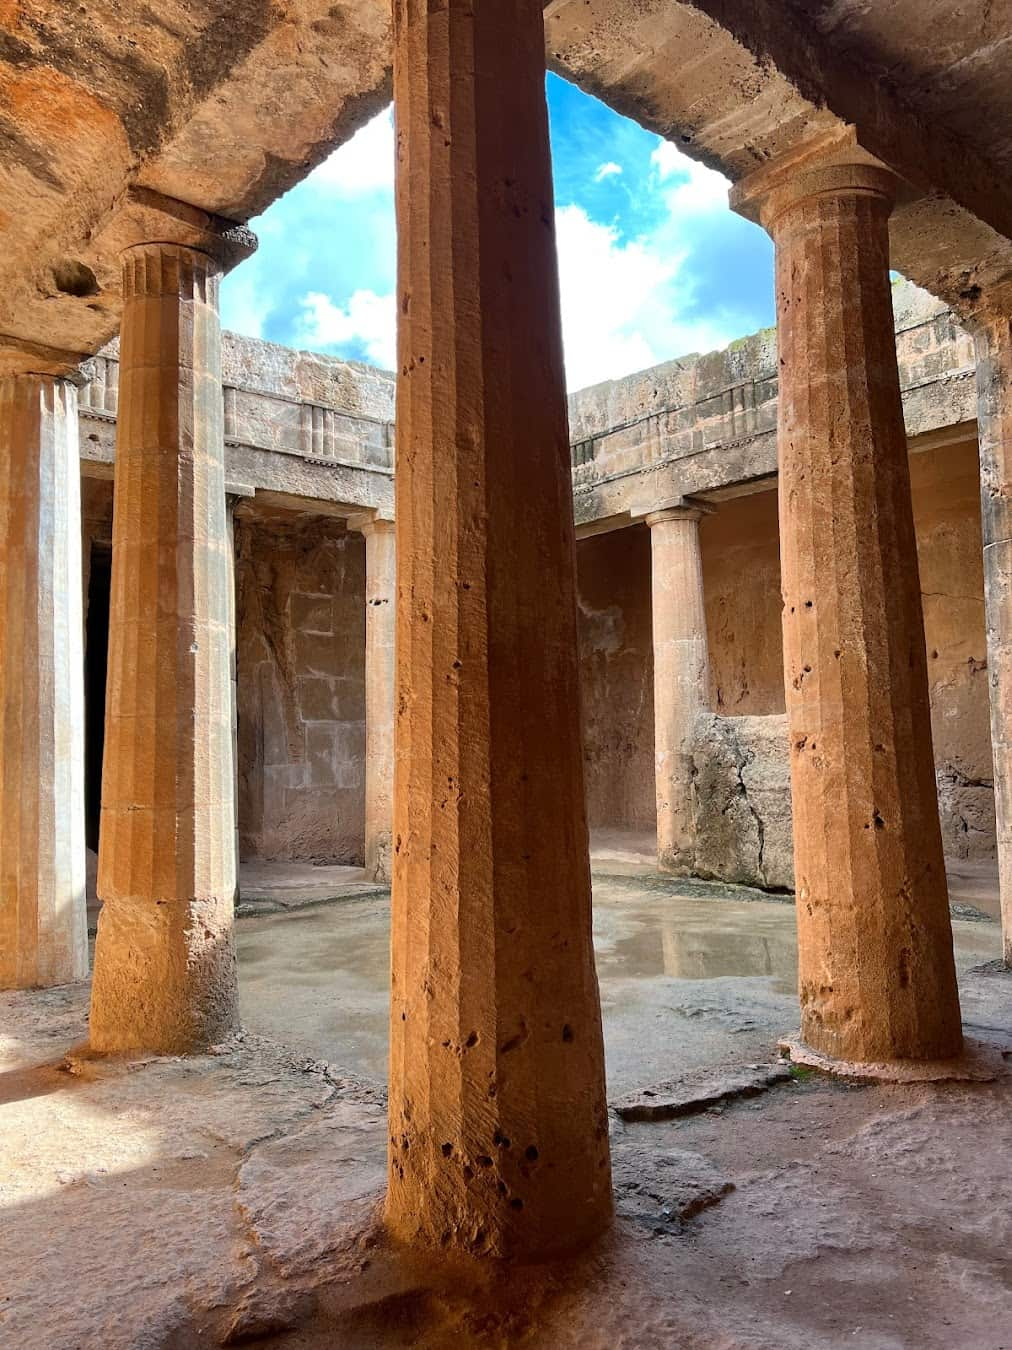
[237,865,1003,1098]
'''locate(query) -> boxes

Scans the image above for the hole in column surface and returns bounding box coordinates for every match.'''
[52,258,100,297]
[562,1024,574,1043]
[525,1145,539,1162]
[441,1142,453,1157]
[510,1198,524,1211]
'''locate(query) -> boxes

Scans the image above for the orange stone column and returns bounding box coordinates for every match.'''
[89,242,239,1053]
[386,0,612,1258]
[646,502,711,874]
[971,286,1012,966]
[352,516,395,883]
[0,364,88,988]
[733,148,962,1062]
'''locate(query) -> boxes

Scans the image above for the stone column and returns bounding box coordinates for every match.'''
[970,286,1012,966]
[732,145,962,1063]
[351,516,395,883]
[89,241,239,1054]
[0,362,88,988]
[226,496,241,907]
[646,501,711,874]
[386,0,612,1258]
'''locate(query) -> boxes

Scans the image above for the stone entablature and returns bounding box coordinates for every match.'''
[567,281,977,531]
[75,281,974,527]
[78,334,396,516]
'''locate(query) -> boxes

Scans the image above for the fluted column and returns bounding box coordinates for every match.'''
[646,502,711,874]
[352,516,395,883]
[971,288,1012,966]
[0,369,87,988]
[89,243,238,1054]
[386,0,612,1258]
[733,148,962,1062]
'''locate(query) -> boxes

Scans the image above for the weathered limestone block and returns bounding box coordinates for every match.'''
[386,0,612,1258]
[648,504,710,873]
[734,147,963,1062]
[972,291,1012,963]
[691,713,793,892]
[90,243,238,1053]
[0,373,87,988]
[935,768,997,866]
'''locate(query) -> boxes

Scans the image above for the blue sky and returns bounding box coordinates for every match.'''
[220,74,775,392]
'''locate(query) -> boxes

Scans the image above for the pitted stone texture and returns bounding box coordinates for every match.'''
[647,507,710,873]
[386,0,612,1259]
[90,244,237,1054]
[691,712,794,892]
[0,375,87,989]
[768,160,962,1062]
[974,299,1012,964]
[360,520,394,882]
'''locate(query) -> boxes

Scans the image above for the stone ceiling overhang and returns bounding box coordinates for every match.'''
[0,0,1009,365]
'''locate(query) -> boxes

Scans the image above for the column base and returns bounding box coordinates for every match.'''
[89,896,238,1055]
[656,848,695,877]
[366,832,392,885]
[777,1034,1001,1084]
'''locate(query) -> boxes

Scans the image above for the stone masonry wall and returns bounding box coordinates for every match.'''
[235,511,366,864]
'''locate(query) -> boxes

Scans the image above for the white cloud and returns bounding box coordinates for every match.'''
[554,204,736,390]
[266,119,748,392]
[311,109,395,195]
[650,140,729,212]
[594,161,623,182]
[296,289,397,369]
[290,202,733,389]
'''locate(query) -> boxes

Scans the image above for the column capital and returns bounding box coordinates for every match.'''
[643,497,715,528]
[347,510,395,537]
[730,128,899,236]
[96,186,257,270]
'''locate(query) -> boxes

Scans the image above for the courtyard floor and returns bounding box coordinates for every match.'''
[3,860,1010,1348]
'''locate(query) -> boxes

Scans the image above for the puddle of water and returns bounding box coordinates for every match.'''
[593,895,800,994]
[236,886,1002,1084]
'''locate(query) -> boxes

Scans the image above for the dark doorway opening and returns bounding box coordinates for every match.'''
[85,546,111,854]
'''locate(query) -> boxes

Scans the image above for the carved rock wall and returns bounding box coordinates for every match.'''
[914,440,995,864]
[576,526,656,833]
[701,492,784,716]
